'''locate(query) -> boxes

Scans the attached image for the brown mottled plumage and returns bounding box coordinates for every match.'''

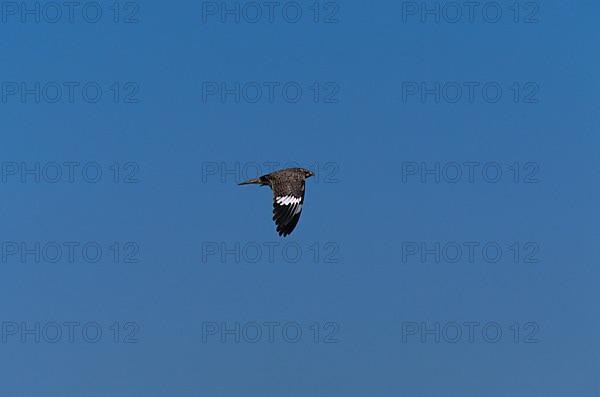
[239,168,314,237]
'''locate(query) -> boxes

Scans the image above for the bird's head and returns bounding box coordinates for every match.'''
[302,169,315,179]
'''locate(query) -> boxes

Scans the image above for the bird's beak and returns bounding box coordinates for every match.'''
[308,171,315,178]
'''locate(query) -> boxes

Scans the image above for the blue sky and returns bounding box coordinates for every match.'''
[0,0,599,395]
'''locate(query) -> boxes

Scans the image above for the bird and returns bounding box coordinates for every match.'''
[238,168,314,237]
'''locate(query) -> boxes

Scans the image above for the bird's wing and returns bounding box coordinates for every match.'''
[271,179,305,237]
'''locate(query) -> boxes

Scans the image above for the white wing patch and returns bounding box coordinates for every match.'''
[276,195,302,206]
[272,190,305,236]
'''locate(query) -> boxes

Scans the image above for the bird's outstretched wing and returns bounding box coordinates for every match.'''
[271,179,305,237]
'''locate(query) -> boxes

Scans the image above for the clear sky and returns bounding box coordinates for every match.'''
[1,0,599,395]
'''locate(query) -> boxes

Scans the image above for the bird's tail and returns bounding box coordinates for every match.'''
[238,177,265,185]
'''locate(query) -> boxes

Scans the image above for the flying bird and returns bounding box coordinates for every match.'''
[239,168,314,237]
